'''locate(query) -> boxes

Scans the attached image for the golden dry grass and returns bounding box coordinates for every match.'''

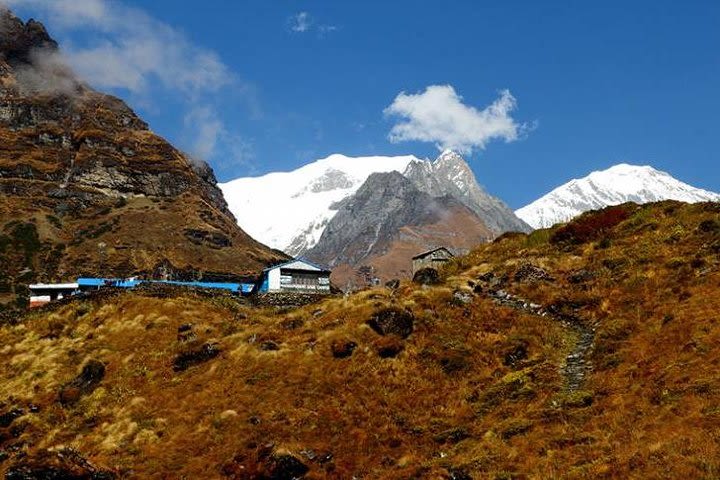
[0,200,718,478]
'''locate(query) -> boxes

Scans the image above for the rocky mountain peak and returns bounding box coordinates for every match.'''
[305,169,493,285]
[434,149,466,166]
[0,10,57,67]
[403,150,531,234]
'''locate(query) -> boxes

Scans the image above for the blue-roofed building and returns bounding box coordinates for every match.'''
[259,258,331,293]
[76,277,256,295]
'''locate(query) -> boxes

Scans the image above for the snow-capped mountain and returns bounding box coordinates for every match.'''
[516,163,720,229]
[221,151,529,256]
[220,154,420,255]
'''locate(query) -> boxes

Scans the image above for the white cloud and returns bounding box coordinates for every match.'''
[288,11,337,37]
[184,106,224,161]
[290,12,312,33]
[183,106,255,175]
[384,85,528,154]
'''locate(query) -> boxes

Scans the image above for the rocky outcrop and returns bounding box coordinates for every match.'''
[0,9,58,67]
[367,307,414,338]
[0,10,285,310]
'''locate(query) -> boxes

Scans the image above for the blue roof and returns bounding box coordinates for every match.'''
[77,278,115,287]
[76,277,256,293]
[152,280,240,292]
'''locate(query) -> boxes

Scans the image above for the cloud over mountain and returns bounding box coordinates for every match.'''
[384,85,528,154]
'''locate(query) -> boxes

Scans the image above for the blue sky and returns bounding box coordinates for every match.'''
[7,0,720,208]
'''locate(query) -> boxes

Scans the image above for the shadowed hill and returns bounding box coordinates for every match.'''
[0,200,718,478]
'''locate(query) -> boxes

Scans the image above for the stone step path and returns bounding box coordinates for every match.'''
[482,287,595,393]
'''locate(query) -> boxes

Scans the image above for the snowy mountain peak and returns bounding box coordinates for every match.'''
[220,154,420,255]
[516,163,720,229]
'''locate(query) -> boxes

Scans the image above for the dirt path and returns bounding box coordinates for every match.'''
[483,287,595,393]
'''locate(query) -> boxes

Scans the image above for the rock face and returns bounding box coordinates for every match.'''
[305,171,493,286]
[404,150,531,234]
[0,10,285,310]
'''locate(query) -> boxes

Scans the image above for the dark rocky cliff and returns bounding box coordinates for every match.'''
[0,10,285,310]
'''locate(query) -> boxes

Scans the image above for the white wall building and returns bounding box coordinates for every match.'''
[259,259,331,293]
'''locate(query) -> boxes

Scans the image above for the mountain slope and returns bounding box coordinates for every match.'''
[1,201,719,478]
[0,10,285,309]
[305,171,493,285]
[220,154,419,255]
[516,163,720,229]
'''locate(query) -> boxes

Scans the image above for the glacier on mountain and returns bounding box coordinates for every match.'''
[516,164,720,229]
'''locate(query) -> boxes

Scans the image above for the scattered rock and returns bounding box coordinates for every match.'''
[451,290,473,305]
[173,342,220,371]
[374,336,405,358]
[266,453,309,479]
[5,449,115,480]
[331,339,357,358]
[281,318,304,330]
[502,339,529,367]
[259,341,280,352]
[58,360,105,406]
[446,467,473,480]
[476,272,495,282]
[367,308,414,338]
[514,263,554,283]
[385,279,400,290]
[412,267,441,285]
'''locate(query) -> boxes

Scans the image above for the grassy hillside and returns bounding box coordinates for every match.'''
[0,201,718,479]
